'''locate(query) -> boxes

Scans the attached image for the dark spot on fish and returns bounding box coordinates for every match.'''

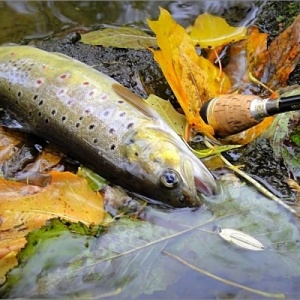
[39,100,43,106]
[118,100,124,104]
[109,128,115,134]
[67,99,73,105]
[79,116,84,121]
[38,112,42,117]
[75,122,80,128]
[33,95,38,100]
[127,122,134,129]
[17,91,21,97]
[103,110,110,117]
[126,139,135,145]
[110,144,116,150]
[10,52,14,56]
[51,109,56,115]
[135,152,139,156]
[85,109,91,114]
[89,124,95,130]
[59,89,65,94]
[29,111,32,116]
[93,138,98,144]
[28,68,31,71]
[62,116,66,121]
[45,118,49,124]
[119,112,126,117]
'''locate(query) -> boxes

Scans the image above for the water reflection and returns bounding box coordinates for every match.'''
[0,1,264,43]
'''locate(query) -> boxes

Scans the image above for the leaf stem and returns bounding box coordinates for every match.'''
[164,250,285,299]
[203,139,297,215]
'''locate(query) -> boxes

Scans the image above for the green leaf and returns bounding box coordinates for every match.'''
[80,27,157,50]
[2,181,300,299]
[192,144,242,158]
[77,166,108,191]
[145,94,186,137]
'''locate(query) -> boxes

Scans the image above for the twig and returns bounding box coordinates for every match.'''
[164,251,285,298]
[203,139,297,215]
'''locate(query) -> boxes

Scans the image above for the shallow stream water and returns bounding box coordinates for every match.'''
[0,1,263,44]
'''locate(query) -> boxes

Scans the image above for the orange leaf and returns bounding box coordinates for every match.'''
[246,26,268,80]
[266,15,300,90]
[221,116,274,145]
[0,171,104,281]
[147,8,231,138]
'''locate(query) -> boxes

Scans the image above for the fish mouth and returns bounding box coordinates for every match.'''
[194,175,216,196]
[182,157,217,197]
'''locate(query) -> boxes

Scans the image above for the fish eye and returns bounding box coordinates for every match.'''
[160,169,180,189]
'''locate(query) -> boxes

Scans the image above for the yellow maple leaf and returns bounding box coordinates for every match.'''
[147,8,231,139]
[0,171,105,282]
[187,13,247,48]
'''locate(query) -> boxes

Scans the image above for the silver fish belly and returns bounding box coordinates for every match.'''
[0,45,217,207]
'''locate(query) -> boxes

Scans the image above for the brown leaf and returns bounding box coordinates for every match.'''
[266,15,300,89]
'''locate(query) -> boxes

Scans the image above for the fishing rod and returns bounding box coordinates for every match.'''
[200,93,300,138]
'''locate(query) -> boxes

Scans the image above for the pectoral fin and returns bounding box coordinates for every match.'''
[112,83,161,119]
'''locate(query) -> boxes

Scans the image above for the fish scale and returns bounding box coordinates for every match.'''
[0,45,217,207]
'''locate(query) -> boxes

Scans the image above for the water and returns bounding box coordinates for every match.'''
[0,1,264,44]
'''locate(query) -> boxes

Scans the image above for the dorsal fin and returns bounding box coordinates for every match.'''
[112,83,161,119]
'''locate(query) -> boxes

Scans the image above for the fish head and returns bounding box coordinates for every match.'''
[123,127,217,207]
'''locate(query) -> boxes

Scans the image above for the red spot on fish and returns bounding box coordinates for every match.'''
[10,52,15,56]
[89,91,94,96]
[60,74,67,79]
[83,82,89,85]
[101,94,108,100]
[36,79,43,85]
[41,65,46,70]
[67,99,73,105]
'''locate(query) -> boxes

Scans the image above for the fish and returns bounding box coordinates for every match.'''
[0,45,217,207]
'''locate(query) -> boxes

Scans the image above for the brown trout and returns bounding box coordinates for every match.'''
[0,45,217,207]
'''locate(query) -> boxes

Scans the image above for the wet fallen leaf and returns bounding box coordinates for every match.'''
[0,127,27,164]
[145,94,186,137]
[221,117,275,145]
[80,27,157,49]
[246,26,268,81]
[187,13,247,48]
[0,171,105,282]
[266,15,300,89]
[148,9,300,145]
[147,8,231,139]
[223,40,247,90]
